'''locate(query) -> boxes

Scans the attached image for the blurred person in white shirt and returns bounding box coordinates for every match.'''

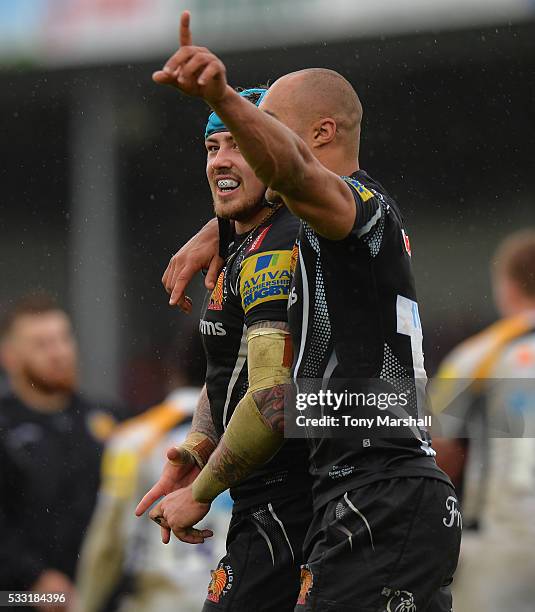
[76,385,231,612]
[431,229,535,612]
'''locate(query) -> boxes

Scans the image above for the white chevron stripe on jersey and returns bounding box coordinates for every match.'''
[293,246,310,384]
[356,204,382,238]
[222,324,247,430]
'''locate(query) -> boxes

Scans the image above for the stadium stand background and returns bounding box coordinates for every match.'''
[1,0,533,405]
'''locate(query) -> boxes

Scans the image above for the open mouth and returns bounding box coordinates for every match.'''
[216,178,241,194]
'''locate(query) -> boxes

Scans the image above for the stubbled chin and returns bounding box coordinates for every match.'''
[213,201,237,218]
[214,195,245,215]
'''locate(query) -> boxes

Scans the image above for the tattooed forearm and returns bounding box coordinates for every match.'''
[191,384,219,445]
[253,383,293,435]
[179,385,219,468]
[192,321,293,500]
[208,441,253,488]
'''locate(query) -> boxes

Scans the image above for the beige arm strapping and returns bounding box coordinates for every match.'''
[191,327,292,503]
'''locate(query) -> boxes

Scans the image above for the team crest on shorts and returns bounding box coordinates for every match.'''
[207,562,233,603]
[297,565,313,605]
[382,587,417,612]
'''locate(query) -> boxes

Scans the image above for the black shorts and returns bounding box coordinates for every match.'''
[202,492,313,612]
[295,477,462,612]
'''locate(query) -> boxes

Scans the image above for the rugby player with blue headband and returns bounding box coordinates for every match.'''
[138,82,313,612]
[205,88,267,139]
[206,88,269,260]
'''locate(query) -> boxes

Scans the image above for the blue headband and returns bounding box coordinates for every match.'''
[205,88,267,139]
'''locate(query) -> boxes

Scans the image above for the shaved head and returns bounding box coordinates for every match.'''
[262,68,363,160]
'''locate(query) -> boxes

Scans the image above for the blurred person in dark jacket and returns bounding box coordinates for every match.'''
[0,295,119,608]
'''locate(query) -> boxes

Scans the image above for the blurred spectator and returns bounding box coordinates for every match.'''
[431,229,535,612]
[75,385,231,612]
[121,326,207,415]
[0,295,122,609]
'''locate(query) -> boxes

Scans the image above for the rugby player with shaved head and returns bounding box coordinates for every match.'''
[136,88,312,612]
[147,11,461,611]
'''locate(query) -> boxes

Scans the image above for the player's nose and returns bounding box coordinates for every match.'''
[211,144,235,170]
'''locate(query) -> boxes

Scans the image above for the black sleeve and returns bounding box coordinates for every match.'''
[0,440,45,589]
[342,176,384,241]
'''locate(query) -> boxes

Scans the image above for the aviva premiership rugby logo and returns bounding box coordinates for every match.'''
[254,252,281,271]
[207,562,233,603]
[240,250,292,313]
[344,177,374,202]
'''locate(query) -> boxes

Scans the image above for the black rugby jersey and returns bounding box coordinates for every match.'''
[288,170,450,510]
[200,205,310,510]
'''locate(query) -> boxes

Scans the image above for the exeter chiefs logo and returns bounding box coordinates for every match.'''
[208,270,225,310]
[207,563,233,603]
[290,242,299,275]
[385,589,417,612]
[297,565,313,605]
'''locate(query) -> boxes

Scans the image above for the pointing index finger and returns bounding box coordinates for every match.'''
[180,10,192,47]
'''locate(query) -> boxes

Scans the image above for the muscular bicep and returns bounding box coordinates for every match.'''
[281,163,386,244]
[278,158,357,240]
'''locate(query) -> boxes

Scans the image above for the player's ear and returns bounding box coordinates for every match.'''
[311,117,337,148]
